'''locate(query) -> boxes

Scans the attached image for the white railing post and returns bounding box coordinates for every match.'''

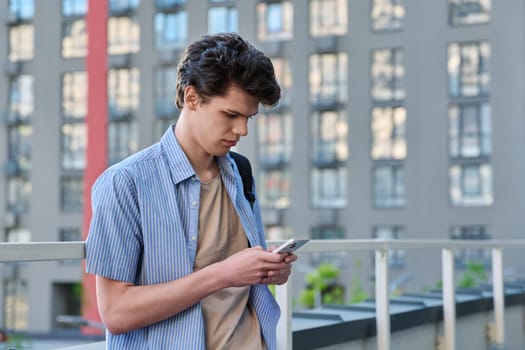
[491,247,505,348]
[276,281,292,350]
[442,248,456,350]
[375,248,390,350]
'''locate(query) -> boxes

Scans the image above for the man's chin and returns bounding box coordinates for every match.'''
[213,148,231,157]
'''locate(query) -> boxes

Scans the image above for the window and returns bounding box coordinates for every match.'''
[155,66,178,117]
[371,48,405,102]
[449,102,491,159]
[62,19,87,58]
[311,226,345,239]
[108,120,139,164]
[256,1,293,42]
[311,111,348,165]
[449,0,490,26]
[371,0,404,32]
[309,53,348,105]
[108,16,140,55]
[6,227,31,242]
[4,279,29,331]
[154,66,178,139]
[6,177,31,214]
[62,71,87,119]
[208,6,237,34]
[271,57,292,106]
[108,68,140,118]
[310,0,347,37]
[311,167,347,208]
[7,125,32,173]
[62,0,87,17]
[8,0,34,20]
[450,225,491,267]
[61,123,86,171]
[60,175,84,212]
[373,226,406,268]
[155,11,187,50]
[257,113,292,167]
[259,170,290,209]
[8,75,33,120]
[371,107,406,160]
[373,165,405,208]
[448,41,490,98]
[449,163,492,206]
[266,226,292,241]
[8,24,34,62]
[448,41,491,207]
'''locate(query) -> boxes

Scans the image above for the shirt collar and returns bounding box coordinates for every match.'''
[160,125,237,185]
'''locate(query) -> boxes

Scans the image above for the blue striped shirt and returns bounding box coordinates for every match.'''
[85,126,280,349]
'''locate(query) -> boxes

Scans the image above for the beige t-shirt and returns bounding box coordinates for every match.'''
[194,175,267,350]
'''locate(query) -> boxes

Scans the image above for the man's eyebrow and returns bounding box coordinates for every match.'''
[225,108,259,117]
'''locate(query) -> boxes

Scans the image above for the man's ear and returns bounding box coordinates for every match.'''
[184,86,200,110]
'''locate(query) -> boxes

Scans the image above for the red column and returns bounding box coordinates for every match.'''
[82,0,108,335]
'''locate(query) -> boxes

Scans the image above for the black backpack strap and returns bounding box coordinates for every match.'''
[230,151,255,210]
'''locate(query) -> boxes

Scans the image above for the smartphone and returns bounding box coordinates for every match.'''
[272,238,310,254]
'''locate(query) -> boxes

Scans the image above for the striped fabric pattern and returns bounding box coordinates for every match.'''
[86,126,280,349]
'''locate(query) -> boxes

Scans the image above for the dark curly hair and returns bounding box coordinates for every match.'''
[175,33,281,110]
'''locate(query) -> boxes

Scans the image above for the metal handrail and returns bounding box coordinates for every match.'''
[2,239,525,350]
[267,239,525,350]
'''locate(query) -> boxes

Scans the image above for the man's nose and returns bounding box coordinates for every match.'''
[233,117,249,136]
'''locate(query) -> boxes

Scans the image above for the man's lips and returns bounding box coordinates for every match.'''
[224,140,238,147]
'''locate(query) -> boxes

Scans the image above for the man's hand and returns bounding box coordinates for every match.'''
[219,246,297,287]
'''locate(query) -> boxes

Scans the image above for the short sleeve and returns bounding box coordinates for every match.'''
[85,168,143,283]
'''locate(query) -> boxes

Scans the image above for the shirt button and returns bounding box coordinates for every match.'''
[191,201,198,207]
[191,236,196,241]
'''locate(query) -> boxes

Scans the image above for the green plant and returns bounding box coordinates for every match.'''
[299,263,344,308]
[457,262,487,288]
[423,262,487,292]
[6,332,32,348]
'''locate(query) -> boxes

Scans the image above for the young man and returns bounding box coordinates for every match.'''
[85,33,296,349]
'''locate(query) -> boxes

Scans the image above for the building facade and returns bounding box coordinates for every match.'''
[2,0,525,334]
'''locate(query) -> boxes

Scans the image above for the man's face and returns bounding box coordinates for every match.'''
[185,84,259,157]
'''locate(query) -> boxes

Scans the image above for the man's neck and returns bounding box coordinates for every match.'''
[174,121,219,183]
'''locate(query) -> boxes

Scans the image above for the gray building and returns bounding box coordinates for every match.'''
[1,0,523,336]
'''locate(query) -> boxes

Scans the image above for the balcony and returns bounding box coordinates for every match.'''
[108,105,134,121]
[4,61,22,75]
[3,110,30,126]
[109,1,138,17]
[311,95,342,111]
[4,11,31,25]
[158,48,182,65]
[108,53,132,68]
[156,0,185,12]
[314,36,338,53]
[1,239,525,350]
[3,159,30,176]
